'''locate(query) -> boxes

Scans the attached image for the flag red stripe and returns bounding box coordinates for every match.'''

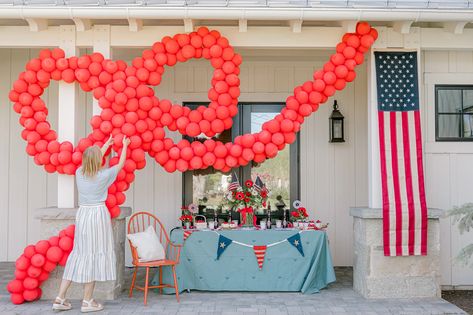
[401,112,416,255]
[378,111,391,256]
[389,112,403,256]
[414,111,428,255]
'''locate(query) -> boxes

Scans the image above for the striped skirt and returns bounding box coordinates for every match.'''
[63,203,116,283]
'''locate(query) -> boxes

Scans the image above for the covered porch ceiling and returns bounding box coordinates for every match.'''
[1,0,473,32]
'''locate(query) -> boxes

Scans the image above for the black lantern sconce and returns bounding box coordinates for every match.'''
[329,100,345,143]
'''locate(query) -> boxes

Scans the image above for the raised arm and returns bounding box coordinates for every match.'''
[117,136,130,171]
[101,135,114,157]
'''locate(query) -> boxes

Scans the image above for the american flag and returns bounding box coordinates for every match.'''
[254,176,264,192]
[375,51,428,256]
[227,171,240,191]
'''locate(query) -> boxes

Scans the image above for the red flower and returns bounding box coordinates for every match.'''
[235,192,245,200]
[260,191,268,198]
[245,192,251,197]
[244,198,250,203]
[179,215,192,222]
[291,211,299,217]
[262,201,266,207]
[245,180,253,188]
[299,207,308,217]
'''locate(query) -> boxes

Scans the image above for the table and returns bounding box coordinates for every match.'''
[151,229,336,294]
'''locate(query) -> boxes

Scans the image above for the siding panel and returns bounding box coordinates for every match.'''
[0,49,11,260]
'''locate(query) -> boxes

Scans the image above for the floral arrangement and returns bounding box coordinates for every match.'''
[179,205,195,223]
[291,200,309,222]
[225,179,268,209]
[179,214,193,223]
[224,179,268,227]
[291,207,309,222]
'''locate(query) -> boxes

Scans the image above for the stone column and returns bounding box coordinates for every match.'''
[350,207,442,299]
[35,207,132,300]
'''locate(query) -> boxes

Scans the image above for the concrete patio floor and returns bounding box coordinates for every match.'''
[0,263,466,315]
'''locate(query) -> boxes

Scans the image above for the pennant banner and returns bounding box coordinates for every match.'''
[216,234,233,260]
[187,230,310,268]
[253,245,267,269]
[287,233,304,257]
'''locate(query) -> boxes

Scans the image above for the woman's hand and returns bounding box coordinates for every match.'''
[101,135,114,157]
[122,136,131,148]
[105,135,114,147]
[117,136,131,170]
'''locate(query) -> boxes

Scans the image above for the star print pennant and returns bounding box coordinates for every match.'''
[287,233,304,257]
[216,234,233,260]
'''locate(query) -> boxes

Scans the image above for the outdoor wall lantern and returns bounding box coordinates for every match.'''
[329,100,345,143]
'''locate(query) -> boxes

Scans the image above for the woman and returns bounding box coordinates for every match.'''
[52,135,130,313]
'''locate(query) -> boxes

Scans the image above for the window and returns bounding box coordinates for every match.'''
[183,103,300,215]
[436,85,473,141]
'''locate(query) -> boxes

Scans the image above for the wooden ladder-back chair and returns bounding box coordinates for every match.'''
[127,211,182,305]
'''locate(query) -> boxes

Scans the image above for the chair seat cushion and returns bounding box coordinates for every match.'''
[127,225,165,262]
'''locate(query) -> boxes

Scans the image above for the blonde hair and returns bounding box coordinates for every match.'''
[81,145,102,178]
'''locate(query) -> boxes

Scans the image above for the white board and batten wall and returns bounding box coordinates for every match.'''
[423,50,473,288]
[0,47,472,287]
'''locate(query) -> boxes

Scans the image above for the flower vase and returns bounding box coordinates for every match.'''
[185,221,191,229]
[239,207,255,228]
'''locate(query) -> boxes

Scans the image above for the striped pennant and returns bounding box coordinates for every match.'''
[253,245,267,269]
[183,230,197,241]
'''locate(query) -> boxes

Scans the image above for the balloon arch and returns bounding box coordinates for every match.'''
[6,22,377,304]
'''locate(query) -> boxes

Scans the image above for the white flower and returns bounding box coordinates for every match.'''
[188,203,198,213]
[293,200,303,208]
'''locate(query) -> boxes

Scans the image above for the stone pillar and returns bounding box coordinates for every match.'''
[35,207,132,300]
[350,207,442,299]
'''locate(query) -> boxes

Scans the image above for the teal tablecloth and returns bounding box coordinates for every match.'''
[151,229,335,294]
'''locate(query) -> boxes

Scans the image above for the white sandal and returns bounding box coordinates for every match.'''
[52,296,72,311]
[81,299,104,313]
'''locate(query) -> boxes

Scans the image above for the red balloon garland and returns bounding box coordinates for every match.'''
[6,225,75,304]
[8,22,377,220]
[7,22,377,305]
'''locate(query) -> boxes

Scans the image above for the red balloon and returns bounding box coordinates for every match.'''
[30,254,45,268]
[43,260,57,272]
[347,35,360,48]
[15,269,27,280]
[343,46,357,59]
[24,245,36,259]
[11,293,25,305]
[46,246,63,263]
[280,119,294,133]
[323,72,337,85]
[7,280,23,294]
[23,277,39,290]
[23,288,40,301]
[265,143,278,158]
[38,270,49,282]
[59,236,73,252]
[356,22,371,35]
[48,236,59,246]
[27,265,42,278]
[335,65,348,78]
[65,225,75,238]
